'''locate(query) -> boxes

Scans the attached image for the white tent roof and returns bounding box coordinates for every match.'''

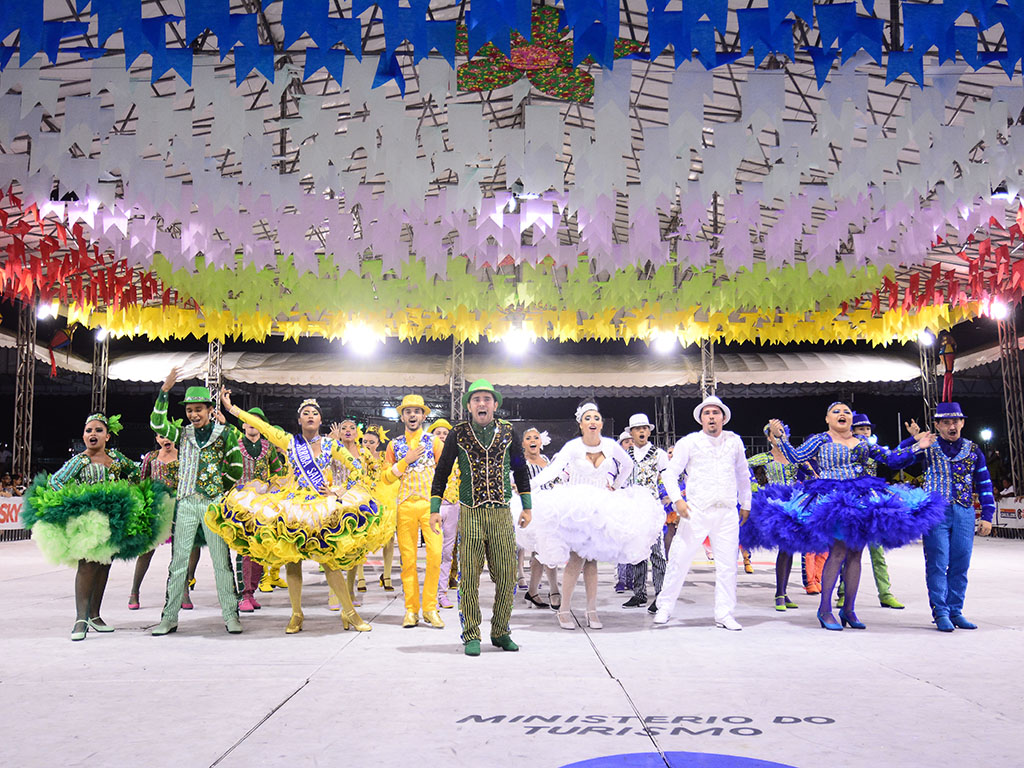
[0,328,92,375]
[107,348,920,391]
[954,336,1024,373]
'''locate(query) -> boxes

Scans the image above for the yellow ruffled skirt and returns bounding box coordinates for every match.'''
[206,479,396,571]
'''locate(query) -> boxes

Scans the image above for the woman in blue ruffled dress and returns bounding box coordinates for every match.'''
[753,402,944,631]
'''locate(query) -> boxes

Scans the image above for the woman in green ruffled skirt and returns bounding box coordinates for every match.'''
[22,413,173,641]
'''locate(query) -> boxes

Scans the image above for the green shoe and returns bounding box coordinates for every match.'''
[152,620,178,636]
[879,595,905,609]
[491,634,519,652]
[225,615,243,634]
[464,639,481,657]
[835,594,844,609]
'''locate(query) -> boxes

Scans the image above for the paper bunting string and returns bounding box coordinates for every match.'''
[0,1,1021,89]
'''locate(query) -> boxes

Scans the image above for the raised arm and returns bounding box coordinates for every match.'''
[222,390,290,453]
[779,432,828,464]
[150,391,182,444]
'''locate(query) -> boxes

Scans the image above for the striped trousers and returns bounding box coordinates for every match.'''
[458,504,517,643]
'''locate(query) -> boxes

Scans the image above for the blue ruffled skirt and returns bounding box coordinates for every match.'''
[740,476,947,553]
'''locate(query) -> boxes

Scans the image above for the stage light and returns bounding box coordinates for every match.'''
[95,327,108,341]
[917,330,935,346]
[652,332,678,354]
[381,406,399,420]
[990,300,1009,320]
[980,428,993,442]
[343,323,380,355]
[504,326,533,355]
[36,303,57,320]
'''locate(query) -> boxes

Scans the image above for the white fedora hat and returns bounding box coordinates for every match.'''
[628,413,655,430]
[693,395,731,425]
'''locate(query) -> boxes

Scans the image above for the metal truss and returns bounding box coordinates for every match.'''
[997,314,1024,490]
[206,340,224,406]
[656,392,676,448]
[13,302,36,478]
[449,337,466,422]
[699,339,716,399]
[918,341,938,425]
[90,334,110,415]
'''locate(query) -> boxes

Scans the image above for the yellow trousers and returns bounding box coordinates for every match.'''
[396,497,442,613]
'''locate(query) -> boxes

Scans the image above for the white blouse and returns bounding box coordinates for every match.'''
[531,437,635,490]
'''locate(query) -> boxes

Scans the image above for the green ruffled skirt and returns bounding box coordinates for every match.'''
[23,476,175,567]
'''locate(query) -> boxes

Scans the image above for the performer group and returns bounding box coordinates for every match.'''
[21,367,996,652]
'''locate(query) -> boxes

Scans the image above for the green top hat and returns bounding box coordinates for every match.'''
[181,386,214,405]
[462,378,503,409]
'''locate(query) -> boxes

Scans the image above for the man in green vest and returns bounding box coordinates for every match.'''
[430,379,533,657]
[151,367,245,635]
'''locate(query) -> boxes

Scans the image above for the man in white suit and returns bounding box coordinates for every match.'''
[656,395,750,631]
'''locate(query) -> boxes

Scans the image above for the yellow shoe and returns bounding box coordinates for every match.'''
[342,609,372,632]
[327,589,341,611]
[258,574,275,593]
[270,574,287,589]
[422,609,445,629]
[285,612,304,634]
[402,610,419,628]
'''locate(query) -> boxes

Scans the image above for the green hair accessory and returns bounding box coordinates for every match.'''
[85,413,123,435]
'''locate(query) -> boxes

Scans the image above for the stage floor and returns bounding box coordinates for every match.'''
[2,537,1021,768]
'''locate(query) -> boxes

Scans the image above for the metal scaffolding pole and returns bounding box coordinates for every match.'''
[206,340,224,405]
[13,302,36,478]
[918,340,938,424]
[449,338,466,421]
[656,392,677,448]
[997,314,1024,490]
[699,339,716,398]
[90,333,110,414]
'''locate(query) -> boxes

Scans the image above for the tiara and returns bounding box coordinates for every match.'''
[575,402,599,423]
[297,398,322,415]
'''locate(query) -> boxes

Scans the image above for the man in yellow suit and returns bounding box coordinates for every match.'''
[383,395,446,629]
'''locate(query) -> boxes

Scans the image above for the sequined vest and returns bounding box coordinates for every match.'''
[451,420,516,507]
[923,439,977,507]
[628,444,662,498]
[240,437,273,483]
[178,423,229,499]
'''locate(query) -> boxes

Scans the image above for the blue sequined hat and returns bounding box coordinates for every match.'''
[852,413,873,428]
[934,402,966,419]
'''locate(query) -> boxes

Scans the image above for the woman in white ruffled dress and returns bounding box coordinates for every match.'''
[520,402,665,630]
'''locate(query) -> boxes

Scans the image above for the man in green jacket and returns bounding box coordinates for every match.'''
[151,367,245,635]
[430,379,533,657]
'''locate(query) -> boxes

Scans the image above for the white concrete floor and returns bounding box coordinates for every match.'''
[2,537,1021,768]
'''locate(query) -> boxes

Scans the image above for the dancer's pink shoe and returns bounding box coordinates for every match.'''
[238,597,257,612]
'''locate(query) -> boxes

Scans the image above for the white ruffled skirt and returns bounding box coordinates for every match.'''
[515,485,665,568]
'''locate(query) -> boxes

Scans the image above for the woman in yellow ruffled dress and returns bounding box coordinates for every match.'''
[360,426,399,590]
[208,392,394,634]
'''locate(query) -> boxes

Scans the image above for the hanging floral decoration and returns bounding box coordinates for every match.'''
[456,6,644,103]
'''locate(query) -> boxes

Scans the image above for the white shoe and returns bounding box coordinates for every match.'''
[653,612,670,625]
[716,615,742,631]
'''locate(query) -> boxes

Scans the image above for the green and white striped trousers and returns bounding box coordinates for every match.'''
[457,504,517,643]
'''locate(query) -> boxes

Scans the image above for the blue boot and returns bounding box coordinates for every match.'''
[935,615,955,632]
[950,614,977,630]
